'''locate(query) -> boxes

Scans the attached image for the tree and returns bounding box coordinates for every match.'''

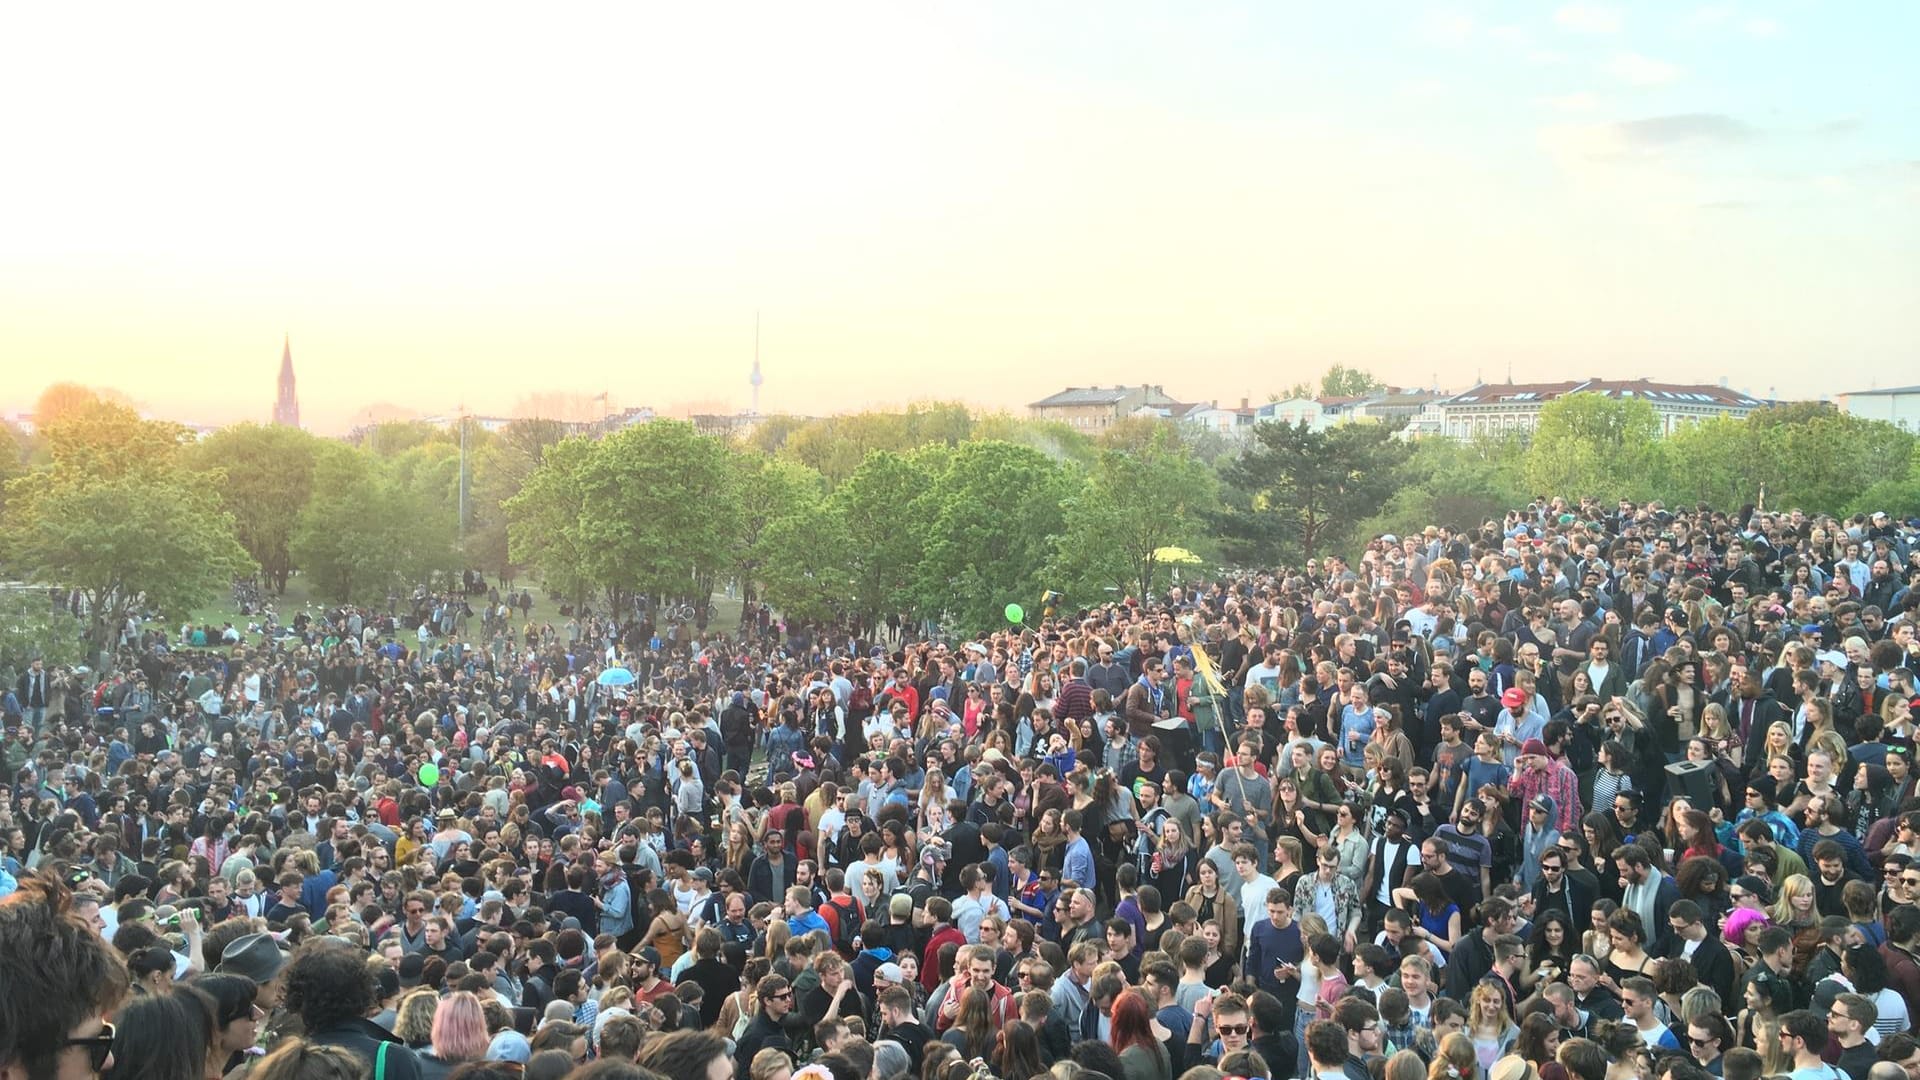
[1215,419,1412,564]
[913,441,1075,630]
[730,455,826,607]
[503,437,599,606]
[1320,364,1385,398]
[507,422,740,611]
[1,409,253,663]
[1359,433,1528,541]
[468,418,575,581]
[189,424,324,592]
[1522,394,1662,503]
[832,451,933,624]
[291,446,456,604]
[0,589,88,682]
[33,383,103,426]
[1050,425,1217,601]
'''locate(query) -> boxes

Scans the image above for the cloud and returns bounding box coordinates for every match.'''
[1541,91,1604,113]
[1743,16,1782,37]
[1603,52,1684,85]
[1538,113,1752,161]
[1612,113,1753,146]
[1416,9,1475,45]
[1555,3,1623,33]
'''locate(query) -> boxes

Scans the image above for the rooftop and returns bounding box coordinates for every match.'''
[1442,378,1766,409]
[1030,384,1175,408]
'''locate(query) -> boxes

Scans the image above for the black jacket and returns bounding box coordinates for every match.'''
[308,1019,423,1080]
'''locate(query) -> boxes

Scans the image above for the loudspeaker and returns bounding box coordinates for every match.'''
[1665,758,1714,806]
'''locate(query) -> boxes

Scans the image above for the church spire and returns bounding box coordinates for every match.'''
[273,334,301,428]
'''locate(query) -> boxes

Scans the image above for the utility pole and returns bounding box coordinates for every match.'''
[457,403,468,542]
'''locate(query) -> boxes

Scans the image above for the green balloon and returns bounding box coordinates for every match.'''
[1005,603,1024,623]
[419,762,440,786]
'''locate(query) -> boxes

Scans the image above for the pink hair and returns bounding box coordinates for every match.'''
[1723,907,1769,947]
[431,991,490,1063]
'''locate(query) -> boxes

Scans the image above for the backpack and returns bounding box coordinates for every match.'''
[824,894,862,954]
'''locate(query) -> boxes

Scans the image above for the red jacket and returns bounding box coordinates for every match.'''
[921,925,966,989]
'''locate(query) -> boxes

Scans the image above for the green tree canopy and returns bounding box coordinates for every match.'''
[189,423,324,592]
[1522,393,1662,503]
[1215,419,1412,563]
[1,407,253,662]
[1050,424,1217,601]
[913,441,1075,629]
[291,445,456,605]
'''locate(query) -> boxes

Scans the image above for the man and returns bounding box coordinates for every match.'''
[217,933,289,1011]
[1050,941,1099,1040]
[875,985,931,1075]
[1104,918,1141,984]
[0,874,130,1080]
[635,1030,731,1080]
[736,973,796,1079]
[1061,811,1095,893]
[1510,739,1584,836]
[928,943,1015,1032]
[1780,1009,1837,1080]
[1141,960,1193,1076]
[677,927,737,1028]
[798,953,864,1033]
[1828,993,1878,1080]
[1567,953,1624,1026]
[1615,844,1681,953]
[282,941,423,1079]
[1620,976,1681,1050]
[1305,1018,1354,1080]
[1418,836,1481,915]
[1333,997,1384,1080]
[1361,810,1421,933]
[1666,899,1736,1004]
[1532,843,1596,928]
[1432,801,1494,902]
[748,831,793,905]
[1245,888,1303,1001]
[1687,1014,1734,1078]
[1294,846,1362,952]
[1232,844,1280,946]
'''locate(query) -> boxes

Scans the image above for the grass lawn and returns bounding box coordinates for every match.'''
[165,579,746,645]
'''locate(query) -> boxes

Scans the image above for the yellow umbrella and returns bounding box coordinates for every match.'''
[1152,546,1202,565]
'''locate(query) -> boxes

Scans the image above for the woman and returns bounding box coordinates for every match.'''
[1148,819,1197,904]
[1675,857,1732,928]
[1843,943,1911,1040]
[105,986,217,1080]
[1768,873,1822,974]
[1031,808,1067,876]
[248,1042,366,1080]
[1676,810,1742,878]
[1327,803,1370,883]
[394,989,440,1049]
[1513,1014,1561,1078]
[1651,956,1698,1024]
[1737,975,1793,1063]
[1580,899,1617,966]
[940,988,995,1061]
[1182,845,1244,953]
[421,992,489,1080]
[1722,907,1770,978]
[641,889,688,969]
[1600,909,1655,989]
[1397,873,1463,956]
[1465,979,1518,1074]
[1108,990,1171,1080]
[192,974,263,1077]
[1429,1032,1478,1080]
[1751,721,1799,779]
[993,1020,1049,1080]
[1524,910,1577,991]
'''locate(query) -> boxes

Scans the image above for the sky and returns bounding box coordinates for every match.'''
[1,1,1915,433]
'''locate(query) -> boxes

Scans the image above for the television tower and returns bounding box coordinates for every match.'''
[749,311,763,415]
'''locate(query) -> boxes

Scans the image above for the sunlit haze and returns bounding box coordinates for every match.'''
[2,2,1915,433]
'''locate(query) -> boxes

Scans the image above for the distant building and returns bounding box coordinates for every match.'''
[1030,385,1182,431]
[1428,378,1769,439]
[1837,385,1920,432]
[1254,388,1444,433]
[272,335,300,428]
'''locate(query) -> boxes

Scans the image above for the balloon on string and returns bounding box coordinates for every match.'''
[418,762,440,786]
[1004,603,1024,624]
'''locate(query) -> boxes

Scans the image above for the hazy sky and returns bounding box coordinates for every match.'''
[2,2,1915,433]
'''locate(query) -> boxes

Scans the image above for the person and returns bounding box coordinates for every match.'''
[0,874,130,1080]
[1305,1018,1352,1080]
[420,992,489,1080]
[1827,993,1878,1080]
[737,974,796,1080]
[635,1030,732,1080]
[101,986,216,1080]
[247,1041,368,1080]
[280,941,424,1080]
[1778,1009,1842,1080]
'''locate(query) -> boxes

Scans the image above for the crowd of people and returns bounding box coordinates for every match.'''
[5,498,1920,1080]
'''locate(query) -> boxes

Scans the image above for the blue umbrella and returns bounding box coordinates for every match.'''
[596,667,636,687]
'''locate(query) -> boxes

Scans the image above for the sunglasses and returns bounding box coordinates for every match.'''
[65,1025,116,1073]
[1215,1024,1250,1036]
